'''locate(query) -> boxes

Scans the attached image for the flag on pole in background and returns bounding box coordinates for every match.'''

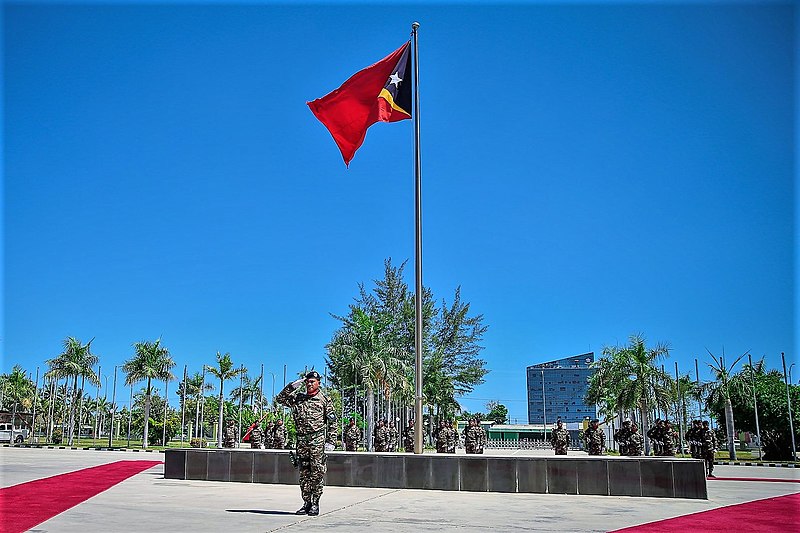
[307,42,412,166]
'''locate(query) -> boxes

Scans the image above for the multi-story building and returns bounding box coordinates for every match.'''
[527,352,596,424]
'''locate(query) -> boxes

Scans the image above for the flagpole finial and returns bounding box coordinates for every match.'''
[412,21,420,31]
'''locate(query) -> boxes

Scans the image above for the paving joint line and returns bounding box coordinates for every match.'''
[265,489,401,532]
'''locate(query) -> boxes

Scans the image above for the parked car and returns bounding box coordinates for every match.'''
[0,423,29,443]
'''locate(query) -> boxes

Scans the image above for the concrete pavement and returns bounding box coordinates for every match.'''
[2,447,797,532]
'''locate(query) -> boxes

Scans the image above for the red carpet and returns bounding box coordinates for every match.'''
[0,460,162,533]
[611,492,800,532]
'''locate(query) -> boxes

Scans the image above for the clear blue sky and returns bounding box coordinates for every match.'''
[3,1,796,423]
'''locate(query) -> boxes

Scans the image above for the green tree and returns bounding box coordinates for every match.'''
[1,366,35,441]
[704,349,748,460]
[204,352,246,448]
[122,339,176,449]
[589,334,672,455]
[485,401,508,424]
[45,337,99,445]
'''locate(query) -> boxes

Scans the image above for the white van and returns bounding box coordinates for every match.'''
[0,423,28,443]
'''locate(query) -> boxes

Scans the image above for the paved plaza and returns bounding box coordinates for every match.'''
[1,447,798,532]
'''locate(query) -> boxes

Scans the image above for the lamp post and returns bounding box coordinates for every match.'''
[781,353,796,462]
[541,369,547,442]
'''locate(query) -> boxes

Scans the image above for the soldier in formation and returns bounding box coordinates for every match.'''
[249,422,264,449]
[447,420,457,453]
[463,418,487,454]
[276,370,336,516]
[549,418,570,455]
[373,419,389,452]
[686,419,703,459]
[583,419,605,455]
[344,418,361,451]
[661,420,678,457]
[403,419,415,452]
[272,418,287,449]
[647,419,664,456]
[264,420,275,449]
[387,421,399,452]
[700,420,718,477]
[435,420,449,453]
[614,420,632,455]
[222,419,237,448]
[627,423,644,456]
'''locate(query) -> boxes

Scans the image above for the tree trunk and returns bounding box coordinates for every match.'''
[143,378,152,449]
[67,375,78,446]
[639,401,650,456]
[366,387,375,451]
[725,398,736,460]
[217,382,224,448]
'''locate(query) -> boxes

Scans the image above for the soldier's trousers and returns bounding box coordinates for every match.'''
[296,434,326,499]
[704,452,715,475]
[554,445,568,455]
[345,441,357,451]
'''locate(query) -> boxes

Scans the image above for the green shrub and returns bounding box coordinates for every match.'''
[190,438,206,448]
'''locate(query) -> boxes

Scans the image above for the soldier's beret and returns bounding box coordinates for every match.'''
[305,370,322,380]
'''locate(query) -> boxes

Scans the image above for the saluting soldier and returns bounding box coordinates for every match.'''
[275,370,336,516]
[549,418,570,455]
[272,418,287,449]
[403,419,415,453]
[344,418,361,451]
[583,419,605,456]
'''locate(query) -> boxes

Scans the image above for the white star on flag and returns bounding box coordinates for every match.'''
[389,72,402,87]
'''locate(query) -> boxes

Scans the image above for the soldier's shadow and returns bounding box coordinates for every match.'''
[226,509,297,516]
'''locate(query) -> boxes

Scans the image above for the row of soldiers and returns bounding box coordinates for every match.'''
[221,418,288,449]
[343,417,487,454]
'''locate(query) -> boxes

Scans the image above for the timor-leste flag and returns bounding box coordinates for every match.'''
[307,42,412,166]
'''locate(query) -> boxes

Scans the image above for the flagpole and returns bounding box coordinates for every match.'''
[411,21,424,454]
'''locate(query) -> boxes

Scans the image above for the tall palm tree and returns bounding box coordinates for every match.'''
[230,374,263,413]
[591,334,672,455]
[45,337,99,445]
[327,308,407,451]
[204,352,246,448]
[705,348,748,460]
[122,339,175,449]
[178,371,213,438]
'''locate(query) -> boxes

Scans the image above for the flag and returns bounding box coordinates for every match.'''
[307,42,412,166]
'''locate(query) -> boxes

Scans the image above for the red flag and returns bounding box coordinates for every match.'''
[307,42,412,166]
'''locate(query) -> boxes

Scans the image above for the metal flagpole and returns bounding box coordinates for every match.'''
[127,383,133,448]
[781,352,796,462]
[260,363,264,417]
[94,365,101,446]
[180,365,187,446]
[541,369,547,441]
[109,366,117,448]
[747,354,762,460]
[31,367,39,443]
[675,362,683,458]
[237,364,244,447]
[411,20,424,454]
[162,377,169,447]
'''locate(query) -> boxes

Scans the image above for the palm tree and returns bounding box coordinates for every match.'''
[2,366,35,441]
[327,308,407,451]
[705,348,748,460]
[204,352,246,448]
[591,334,672,455]
[230,374,263,413]
[45,337,99,445]
[122,339,175,449]
[178,372,213,438]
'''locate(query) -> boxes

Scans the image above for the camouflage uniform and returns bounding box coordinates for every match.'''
[373,421,389,452]
[700,423,717,476]
[276,373,336,515]
[647,420,664,456]
[661,422,678,457]
[464,420,484,454]
[387,423,399,452]
[549,422,570,455]
[272,420,287,449]
[264,421,275,449]
[222,421,237,448]
[344,422,361,451]
[614,421,632,455]
[583,421,605,455]
[435,422,449,453]
[686,421,702,459]
[249,424,264,449]
[403,422,415,452]
[475,424,486,454]
[446,423,457,453]
[627,425,644,456]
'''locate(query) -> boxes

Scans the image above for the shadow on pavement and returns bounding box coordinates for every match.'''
[226,509,297,516]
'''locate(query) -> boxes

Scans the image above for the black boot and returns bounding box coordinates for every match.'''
[295,499,311,515]
[308,495,320,516]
